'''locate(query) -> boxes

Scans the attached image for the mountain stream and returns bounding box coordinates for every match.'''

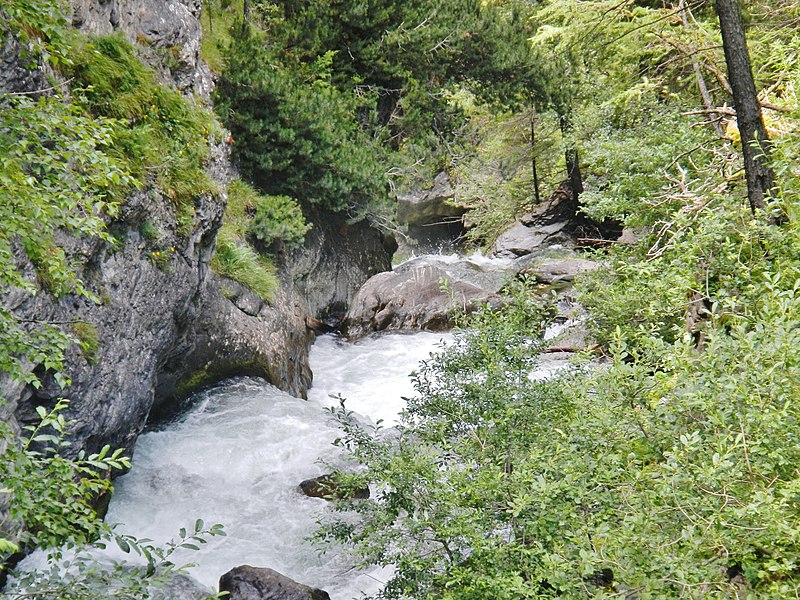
[104,331,456,598]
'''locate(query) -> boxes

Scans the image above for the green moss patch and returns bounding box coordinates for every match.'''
[71,321,100,365]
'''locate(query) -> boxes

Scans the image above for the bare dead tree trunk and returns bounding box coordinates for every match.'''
[714,0,776,216]
[678,0,724,136]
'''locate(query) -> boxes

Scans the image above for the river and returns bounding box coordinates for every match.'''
[103,330,456,598]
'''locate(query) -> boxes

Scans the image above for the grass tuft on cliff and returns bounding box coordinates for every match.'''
[211,239,279,302]
[67,33,222,227]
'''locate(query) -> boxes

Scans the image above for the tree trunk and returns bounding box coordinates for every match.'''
[678,0,724,136]
[714,0,775,216]
[530,107,541,204]
[559,112,583,213]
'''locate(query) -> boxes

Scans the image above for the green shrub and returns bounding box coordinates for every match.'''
[214,23,389,214]
[248,194,310,248]
[224,178,310,248]
[0,400,129,562]
[210,239,278,302]
[321,233,800,597]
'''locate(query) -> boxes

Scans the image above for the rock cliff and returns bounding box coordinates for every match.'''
[0,0,394,457]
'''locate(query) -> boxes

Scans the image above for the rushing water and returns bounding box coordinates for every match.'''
[102,331,455,598]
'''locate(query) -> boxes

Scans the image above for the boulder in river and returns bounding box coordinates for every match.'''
[491,183,577,258]
[341,256,506,339]
[151,573,214,600]
[219,566,331,600]
[298,473,370,500]
[514,256,601,285]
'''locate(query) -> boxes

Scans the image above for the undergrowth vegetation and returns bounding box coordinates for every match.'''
[315,2,800,597]
[324,199,800,597]
[67,33,222,230]
[210,177,310,302]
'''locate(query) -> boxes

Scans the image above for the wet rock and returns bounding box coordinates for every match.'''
[396,172,467,254]
[282,205,396,325]
[492,222,567,258]
[341,261,501,340]
[151,573,214,600]
[516,257,600,284]
[219,566,331,600]
[396,172,464,226]
[299,473,370,500]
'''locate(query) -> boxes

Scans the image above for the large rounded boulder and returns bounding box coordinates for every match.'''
[341,255,508,339]
[219,566,330,600]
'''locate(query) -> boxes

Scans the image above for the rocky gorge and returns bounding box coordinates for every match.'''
[0,0,394,459]
[1,1,598,597]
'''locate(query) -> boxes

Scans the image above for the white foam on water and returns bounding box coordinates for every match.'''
[100,331,454,598]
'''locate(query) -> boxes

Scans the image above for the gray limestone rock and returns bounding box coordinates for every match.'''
[151,573,214,600]
[490,181,578,259]
[517,257,601,284]
[219,566,331,600]
[341,260,502,340]
[396,172,464,227]
[71,0,212,96]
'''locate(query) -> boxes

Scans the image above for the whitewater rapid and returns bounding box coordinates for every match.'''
[103,331,454,598]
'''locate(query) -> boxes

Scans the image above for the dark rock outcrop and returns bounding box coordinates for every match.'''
[396,172,467,253]
[396,172,465,226]
[151,276,313,418]
[219,566,331,600]
[283,206,396,326]
[1,180,228,456]
[155,206,395,412]
[299,473,370,500]
[71,0,212,95]
[491,184,576,258]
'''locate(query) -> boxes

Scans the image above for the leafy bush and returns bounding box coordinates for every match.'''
[210,239,279,302]
[224,178,310,248]
[0,0,74,68]
[578,106,716,229]
[7,519,226,599]
[248,195,310,248]
[0,400,130,562]
[321,204,800,597]
[0,90,131,385]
